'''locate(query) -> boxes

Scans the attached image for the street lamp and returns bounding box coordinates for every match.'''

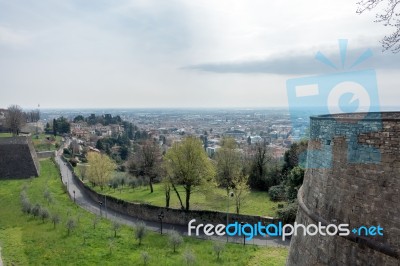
[226,191,234,242]
[99,201,103,216]
[241,222,245,246]
[73,190,75,203]
[158,211,165,235]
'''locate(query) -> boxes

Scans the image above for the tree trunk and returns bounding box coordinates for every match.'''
[185,185,191,211]
[149,177,154,193]
[171,182,184,210]
[165,186,170,208]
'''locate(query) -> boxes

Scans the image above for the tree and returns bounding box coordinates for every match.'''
[357,0,400,52]
[215,137,242,193]
[247,142,280,191]
[163,136,216,211]
[5,105,25,136]
[285,166,305,201]
[112,221,122,237]
[134,222,147,245]
[86,152,116,190]
[168,231,183,252]
[129,140,161,193]
[51,213,61,228]
[213,241,225,260]
[73,115,85,123]
[66,218,77,236]
[281,140,308,176]
[183,249,196,265]
[232,173,250,214]
[39,208,50,223]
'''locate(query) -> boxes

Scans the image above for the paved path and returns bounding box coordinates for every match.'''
[55,154,290,247]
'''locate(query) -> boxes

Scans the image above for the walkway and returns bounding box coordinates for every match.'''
[54,155,290,247]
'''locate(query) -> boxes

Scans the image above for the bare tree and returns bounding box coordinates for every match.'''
[357,0,400,52]
[5,105,26,136]
[129,140,162,193]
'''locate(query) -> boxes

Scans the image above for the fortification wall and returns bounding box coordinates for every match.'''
[287,112,400,265]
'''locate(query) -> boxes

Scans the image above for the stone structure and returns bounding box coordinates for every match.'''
[0,137,40,178]
[287,112,400,265]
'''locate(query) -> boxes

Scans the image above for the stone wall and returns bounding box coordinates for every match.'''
[63,158,276,226]
[287,112,400,265]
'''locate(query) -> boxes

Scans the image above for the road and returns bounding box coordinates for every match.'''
[54,154,290,247]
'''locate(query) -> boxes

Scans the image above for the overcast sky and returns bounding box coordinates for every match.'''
[0,0,398,109]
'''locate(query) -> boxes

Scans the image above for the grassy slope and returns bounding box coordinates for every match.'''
[0,159,288,265]
[90,182,286,217]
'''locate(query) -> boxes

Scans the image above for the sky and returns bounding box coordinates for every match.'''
[0,0,399,109]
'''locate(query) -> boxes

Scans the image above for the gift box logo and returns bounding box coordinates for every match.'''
[286,40,381,169]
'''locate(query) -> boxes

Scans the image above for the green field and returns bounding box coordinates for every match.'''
[0,132,12,137]
[88,181,286,217]
[0,159,288,265]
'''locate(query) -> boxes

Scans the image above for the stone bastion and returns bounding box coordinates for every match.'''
[287,112,400,266]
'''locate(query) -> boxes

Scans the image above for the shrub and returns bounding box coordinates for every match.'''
[69,158,78,167]
[169,231,183,253]
[269,185,286,201]
[276,201,298,224]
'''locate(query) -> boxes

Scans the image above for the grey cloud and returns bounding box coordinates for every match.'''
[183,45,400,75]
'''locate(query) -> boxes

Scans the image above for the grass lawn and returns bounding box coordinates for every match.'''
[89,182,286,217]
[31,133,62,152]
[0,132,12,137]
[0,159,288,265]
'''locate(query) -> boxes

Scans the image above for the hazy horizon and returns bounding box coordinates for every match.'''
[1,1,399,109]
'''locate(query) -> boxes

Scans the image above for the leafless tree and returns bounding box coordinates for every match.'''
[129,140,162,193]
[357,0,400,52]
[5,105,26,136]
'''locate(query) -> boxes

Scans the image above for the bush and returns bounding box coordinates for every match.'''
[276,201,298,224]
[63,148,71,155]
[269,185,286,201]
[69,158,79,167]
[169,231,183,253]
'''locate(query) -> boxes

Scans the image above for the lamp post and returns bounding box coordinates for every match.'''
[73,190,75,203]
[158,211,165,235]
[241,222,245,246]
[99,201,103,217]
[226,191,234,242]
